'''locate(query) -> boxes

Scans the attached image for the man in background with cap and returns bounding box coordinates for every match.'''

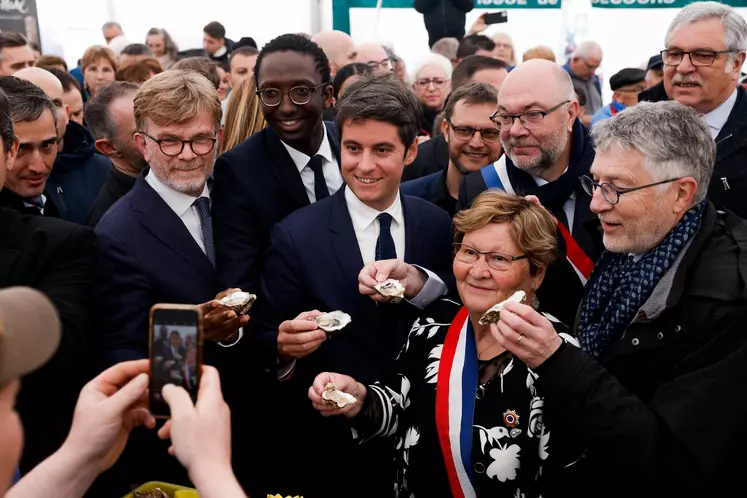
[591,68,646,128]
[645,54,664,89]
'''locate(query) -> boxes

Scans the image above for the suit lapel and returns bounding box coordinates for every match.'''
[716,87,747,165]
[324,121,342,167]
[402,194,424,263]
[0,208,22,284]
[572,190,602,260]
[328,187,366,281]
[131,175,215,280]
[264,127,311,210]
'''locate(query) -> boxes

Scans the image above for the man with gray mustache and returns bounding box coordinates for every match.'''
[640,1,747,219]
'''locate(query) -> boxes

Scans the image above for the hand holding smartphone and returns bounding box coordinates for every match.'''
[483,11,508,25]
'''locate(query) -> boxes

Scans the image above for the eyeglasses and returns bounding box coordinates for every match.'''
[366,58,392,71]
[139,131,217,157]
[255,83,328,107]
[580,175,682,205]
[414,78,449,89]
[447,120,501,143]
[454,243,527,271]
[490,100,570,130]
[580,58,600,71]
[660,49,736,67]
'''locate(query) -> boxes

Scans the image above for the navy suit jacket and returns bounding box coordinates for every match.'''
[212,122,341,294]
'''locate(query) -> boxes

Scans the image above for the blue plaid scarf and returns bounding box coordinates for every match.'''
[578,202,706,358]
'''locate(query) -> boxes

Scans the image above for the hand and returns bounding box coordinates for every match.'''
[358,260,425,302]
[198,297,250,343]
[492,302,562,369]
[158,366,233,485]
[277,310,328,362]
[468,13,487,35]
[61,360,156,473]
[308,372,367,419]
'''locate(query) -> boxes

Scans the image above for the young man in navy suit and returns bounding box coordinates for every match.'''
[255,75,454,497]
[213,34,342,295]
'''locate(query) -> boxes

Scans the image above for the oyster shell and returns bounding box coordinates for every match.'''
[321,383,357,408]
[133,489,168,498]
[311,311,351,332]
[218,290,257,315]
[478,290,527,325]
[374,279,406,303]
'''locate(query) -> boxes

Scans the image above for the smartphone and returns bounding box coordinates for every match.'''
[484,11,508,25]
[149,304,203,418]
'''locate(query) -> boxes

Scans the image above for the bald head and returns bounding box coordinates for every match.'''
[499,59,575,105]
[15,66,69,140]
[355,43,390,73]
[311,31,357,75]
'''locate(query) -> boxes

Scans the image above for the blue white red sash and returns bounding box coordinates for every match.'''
[435,307,479,498]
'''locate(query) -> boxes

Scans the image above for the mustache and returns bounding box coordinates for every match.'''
[671,74,703,85]
[506,137,537,148]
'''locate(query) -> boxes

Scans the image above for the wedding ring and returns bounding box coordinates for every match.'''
[517,334,524,344]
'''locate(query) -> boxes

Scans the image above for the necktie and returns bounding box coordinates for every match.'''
[307,155,330,201]
[375,213,397,261]
[193,197,216,266]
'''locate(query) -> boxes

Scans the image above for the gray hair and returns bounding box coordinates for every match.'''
[413,53,453,80]
[0,76,57,127]
[85,81,139,141]
[102,22,122,31]
[591,101,715,204]
[431,37,460,61]
[572,41,603,60]
[666,1,747,57]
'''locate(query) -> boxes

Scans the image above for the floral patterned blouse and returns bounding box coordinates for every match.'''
[352,298,582,498]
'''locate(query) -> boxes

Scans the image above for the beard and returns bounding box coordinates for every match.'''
[502,127,568,175]
[147,148,215,195]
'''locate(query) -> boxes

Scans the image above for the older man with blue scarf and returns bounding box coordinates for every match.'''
[489,100,747,498]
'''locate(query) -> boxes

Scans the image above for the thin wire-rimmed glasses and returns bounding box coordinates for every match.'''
[414,78,449,89]
[490,100,570,130]
[660,49,737,67]
[255,83,328,107]
[454,243,527,271]
[580,175,682,205]
[446,120,501,143]
[139,131,217,157]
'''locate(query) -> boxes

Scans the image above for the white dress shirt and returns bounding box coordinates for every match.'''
[281,126,344,203]
[533,168,576,232]
[704,89,738,140]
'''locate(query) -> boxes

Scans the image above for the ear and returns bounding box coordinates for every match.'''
[95,138,118,157]
[404,138,419,166]
[673,177,698,214]
[567,100,579,131]
[134,133,148,157]
[441,119,450,143]
[531,267,547,292]
[733,52,746,78]
[5,137,19,172]
[322,83,334,110]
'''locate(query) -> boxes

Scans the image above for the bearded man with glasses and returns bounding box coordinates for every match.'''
[458,59,601,327]
[639,1,747,220]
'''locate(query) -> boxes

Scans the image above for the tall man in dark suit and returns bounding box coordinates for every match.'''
[0,86,97,475]
[255,75,453,497]
[458,59,602,326]
[213,34,342,295]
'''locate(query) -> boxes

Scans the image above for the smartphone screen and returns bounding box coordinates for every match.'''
[149,305,203,418]
[484,11,508,25]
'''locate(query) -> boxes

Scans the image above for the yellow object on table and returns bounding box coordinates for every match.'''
[122,481,198,498]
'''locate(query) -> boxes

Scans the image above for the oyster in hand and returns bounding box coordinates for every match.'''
[479,290,527,325]
[218,290,257,315]
[133,489,168,498]
[321,383,357,408]
[374,279,406,303]
[311,311,351,333]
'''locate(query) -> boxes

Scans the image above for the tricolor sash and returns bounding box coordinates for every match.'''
[480,157,594,282]
[435,307,479,498]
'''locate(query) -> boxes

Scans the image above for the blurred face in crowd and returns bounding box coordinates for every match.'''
[413,64,451,110]
[216,66,230,101]
[570,49,602,81]
[135,108,220,197]
[63,87,84,125]
[646,68,664,89]
[613,81,646,107]
[590,147,695,254]
[103,25,123,45]
[108,95,148,171]
[663,18,745,114]
[392,59,407,83]
[229,52,258,88]
[16,67,70,143]
[0,45,35,76]
[257,51,333,147]
[203,33,224,56]
[492,34,514,63]
[0,381,23,494]
[341,118,417,211]
[146,33,166,58]
[355,43,391,74]
[311,31,357,75]
[5,110,58,198]
[471,68,509,91]
[443,99,501,174]
[83,58,116,97]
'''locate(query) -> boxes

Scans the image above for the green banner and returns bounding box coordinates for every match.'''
[592,0,747,7]
[333,0,561,33]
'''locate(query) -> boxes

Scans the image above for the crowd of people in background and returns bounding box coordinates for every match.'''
[1,2,747,497]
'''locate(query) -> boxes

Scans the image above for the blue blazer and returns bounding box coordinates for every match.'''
[212,122,341,294]
[94,172,218,367]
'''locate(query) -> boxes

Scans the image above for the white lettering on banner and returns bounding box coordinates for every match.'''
[591,0,675,5]
[0,0,28,14]
[477,0,530,6]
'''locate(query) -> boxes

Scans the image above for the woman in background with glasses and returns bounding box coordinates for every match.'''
[412,54,453,136]
[310,191,582,498]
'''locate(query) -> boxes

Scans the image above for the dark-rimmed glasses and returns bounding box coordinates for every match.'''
[367,58,392,71]
[580,175,682,205]
[414,78,449,89]
[139,131,217,157]
[454,243,527,271]
[447,120,501,143]
[661,49,737,67]
[255,83,328,107]
[490,100,570,130]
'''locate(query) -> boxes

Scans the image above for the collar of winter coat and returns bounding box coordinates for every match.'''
[563,60,601,93]
[55,121,96,173]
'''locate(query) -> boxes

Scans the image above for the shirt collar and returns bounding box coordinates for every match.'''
[533,167,568,187]
[146,169,210,217]
[212,45,227,58]
[280,125,334,173]
[344,185,404,232]
[704,88,738,135]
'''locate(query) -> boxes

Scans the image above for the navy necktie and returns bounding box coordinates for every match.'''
[193,197,215,266]
[307,154,330,201]
[375,213,397,261]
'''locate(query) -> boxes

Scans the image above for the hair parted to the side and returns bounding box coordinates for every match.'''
[0,88,14,153]
[171,57,220,89]
[85,81,139,141]
[220,76,267,154]
[254,34,331,87]
[0,76,57,128]
[334,73,423,149]
[81,45,118,72]
[0,33,28,58]
[134,70,222,132]
[443,82,498,121]
[451,55,509,90]
[203,21,226,40]
[453,191,558,275]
